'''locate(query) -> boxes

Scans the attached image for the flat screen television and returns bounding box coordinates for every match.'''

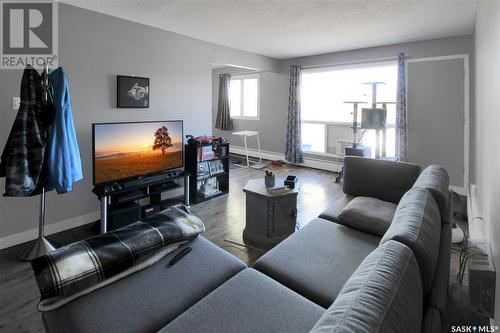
[92,120,183,185]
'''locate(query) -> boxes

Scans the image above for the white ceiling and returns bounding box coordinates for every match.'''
[62,0,478,59]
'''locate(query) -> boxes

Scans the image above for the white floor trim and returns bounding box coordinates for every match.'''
[0,211,99,250]
[230,146,343,173]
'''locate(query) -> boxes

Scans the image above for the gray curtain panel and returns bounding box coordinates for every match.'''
[285,65,304,163]
[215,73,234,131]
[396,53,407,161]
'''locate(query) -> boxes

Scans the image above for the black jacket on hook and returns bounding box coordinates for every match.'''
[0,66,54,197]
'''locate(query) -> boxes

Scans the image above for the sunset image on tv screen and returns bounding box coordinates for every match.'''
[93,121,183,184]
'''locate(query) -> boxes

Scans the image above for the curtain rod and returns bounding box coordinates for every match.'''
[300,55,408,70]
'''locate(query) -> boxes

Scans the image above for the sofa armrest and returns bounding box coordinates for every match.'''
[343,156,421,204]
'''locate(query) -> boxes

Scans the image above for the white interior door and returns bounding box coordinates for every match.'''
[406,56,468,190]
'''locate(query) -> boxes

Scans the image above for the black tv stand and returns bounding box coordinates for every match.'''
[93,171,189,233]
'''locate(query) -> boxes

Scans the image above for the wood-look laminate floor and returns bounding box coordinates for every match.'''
[0,162,342,333]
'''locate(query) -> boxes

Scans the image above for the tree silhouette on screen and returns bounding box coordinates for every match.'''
[153,126,173,155]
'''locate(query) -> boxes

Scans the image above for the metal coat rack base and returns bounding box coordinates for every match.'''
[18,188,58,261]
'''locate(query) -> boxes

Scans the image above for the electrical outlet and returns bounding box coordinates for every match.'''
[12,97,20,110]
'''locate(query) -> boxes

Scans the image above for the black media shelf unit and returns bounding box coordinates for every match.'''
[93,171,189,233]
[185,141,229,204]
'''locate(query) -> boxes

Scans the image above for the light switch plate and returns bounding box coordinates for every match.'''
[12,97,20,110]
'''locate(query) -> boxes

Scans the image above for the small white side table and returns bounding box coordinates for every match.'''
[232,130,262,168]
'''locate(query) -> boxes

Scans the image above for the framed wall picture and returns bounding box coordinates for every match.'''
[117,75,150,108]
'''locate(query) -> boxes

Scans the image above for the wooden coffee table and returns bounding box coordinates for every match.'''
[242,178,299,245]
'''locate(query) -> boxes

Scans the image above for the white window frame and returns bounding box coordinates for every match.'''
[230,73,260,120]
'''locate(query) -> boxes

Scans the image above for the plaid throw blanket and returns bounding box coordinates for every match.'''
[31,205,204,306]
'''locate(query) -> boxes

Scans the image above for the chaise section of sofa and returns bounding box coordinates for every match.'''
[42,236,245,333]
[159,268,325,333]
[253,217,380,308]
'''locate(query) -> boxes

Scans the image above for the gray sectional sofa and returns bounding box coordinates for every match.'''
[42,156,451,333]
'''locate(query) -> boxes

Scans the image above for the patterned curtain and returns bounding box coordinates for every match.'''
[285,65,304,163]
[396,53,407,161]
[215,74,233,131]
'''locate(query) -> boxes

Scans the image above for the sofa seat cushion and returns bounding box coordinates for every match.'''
[42,236,246,333]
[253,218,380,308]
[337,196,397,236]
[311,240,423,333]
[159,268,325,333]
[381,187,441,295]
[412,165,450,214]
[318,194,353,223]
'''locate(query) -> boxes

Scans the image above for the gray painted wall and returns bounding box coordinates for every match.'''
[407,58,466,187]
[0,4,279,242]
[473,1,500,321]
[280,35,473,70]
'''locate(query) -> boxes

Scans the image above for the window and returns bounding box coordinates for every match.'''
[300,62,397,157]
[301,123,326,153]
[230,74,259,119]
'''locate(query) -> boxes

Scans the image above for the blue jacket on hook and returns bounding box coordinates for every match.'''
[46,67,83,193]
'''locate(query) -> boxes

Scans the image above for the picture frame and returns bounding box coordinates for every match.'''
[117,75,150,108]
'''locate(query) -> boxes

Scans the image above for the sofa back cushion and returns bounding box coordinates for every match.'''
[337,197,397,237]
[381,187,441,295]
[310,240,423,333]
[412,165,449,214]
[343,156,421,204]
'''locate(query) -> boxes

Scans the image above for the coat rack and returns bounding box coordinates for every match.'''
[18,64,58,261]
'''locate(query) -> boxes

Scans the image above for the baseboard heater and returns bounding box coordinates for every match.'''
[468,239,496,319]
[466,184,496,319]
